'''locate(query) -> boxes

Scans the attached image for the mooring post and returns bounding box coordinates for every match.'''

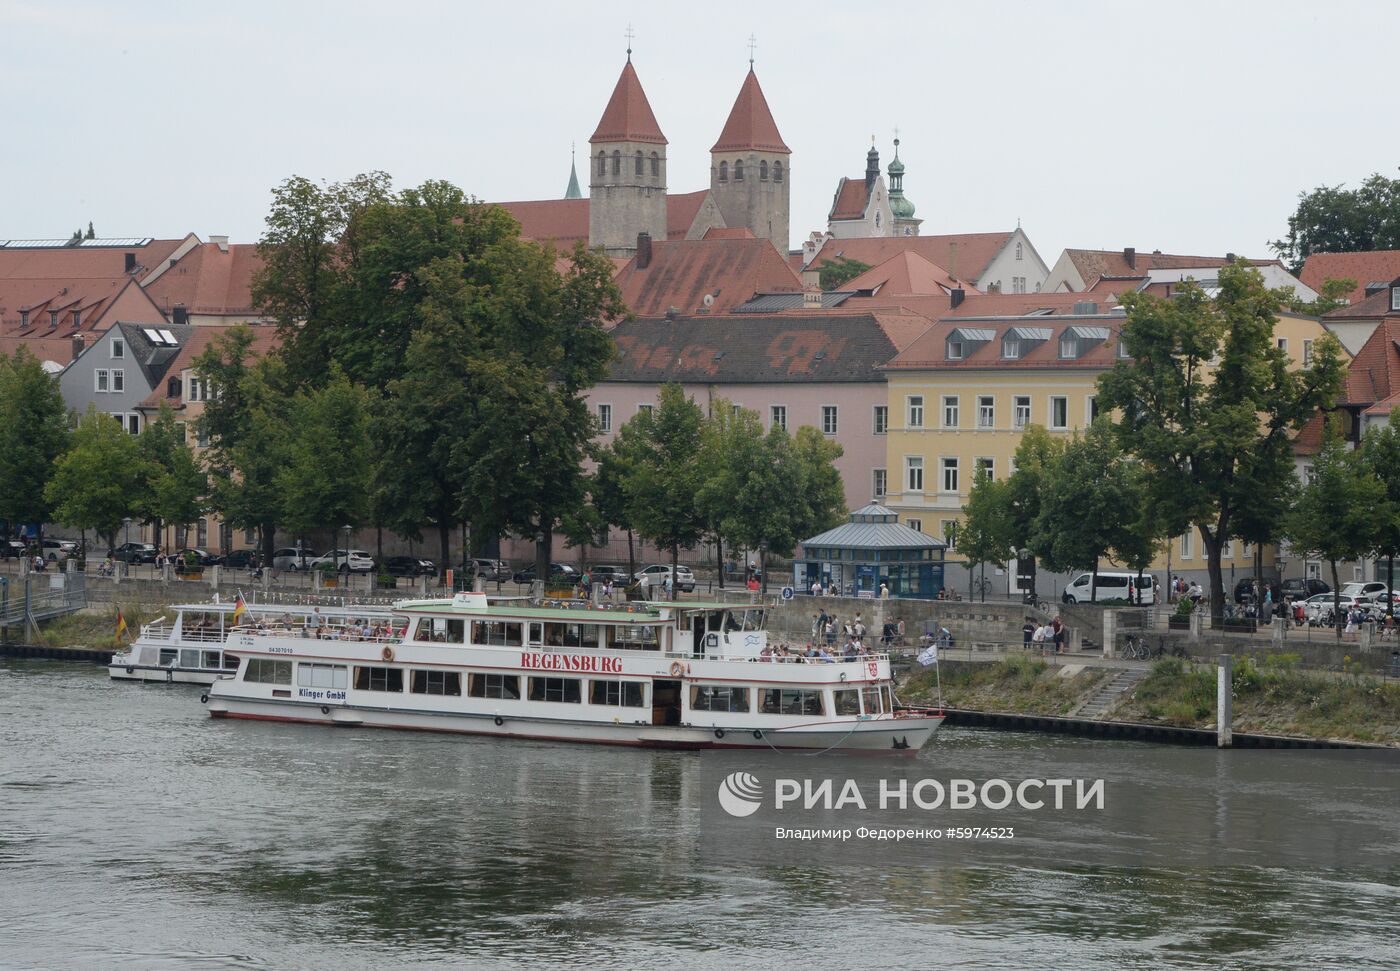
[1217,654,1233,748]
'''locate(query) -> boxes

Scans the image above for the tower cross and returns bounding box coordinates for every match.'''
[625,24,635,61]
[747,34,757,67]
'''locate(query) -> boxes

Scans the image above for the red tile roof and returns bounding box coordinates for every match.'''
[838,251,973,296]
[0,237,188,283]
[808,233,1013,285]
[136,325,281,410]
[0,275,166,337]
[666,190,709,241]
[1300,251,1400,306]
[1324,287,1393,319]
[828,179,870,221]
[711,69,790,154]
[1291,413,1328,455]
[1342,318,1400,407]
[589,61,666,145]
[613,237,802,317]
[1064,249,1276,288]
[839,290,1114,322]
[143,242,263,317]
[702,227,755,240]
[884,315,1124,370]
[0,335,80,369]
[494,191,712,248]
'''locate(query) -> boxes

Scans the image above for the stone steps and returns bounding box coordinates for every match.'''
[1070,667,1147,719]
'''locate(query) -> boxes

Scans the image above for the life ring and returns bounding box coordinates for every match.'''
[493,715,504,727]
[839,671,848,682]
[200,693,209,704]
[668,661,685,677]
[125,666,134,674]
[752,729,763,740]
[381,646,394,662]
[320,705,330,715]
[714,728,726,739]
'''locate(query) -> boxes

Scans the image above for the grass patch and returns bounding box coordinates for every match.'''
[902,654,1107,716]
[28,604,168,650]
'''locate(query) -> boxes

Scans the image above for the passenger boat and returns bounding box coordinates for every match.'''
[204,592,944,753]
[109,602,395,685]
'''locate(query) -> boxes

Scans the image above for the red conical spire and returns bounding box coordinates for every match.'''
[711,68,789,154]
[590,61,667,145]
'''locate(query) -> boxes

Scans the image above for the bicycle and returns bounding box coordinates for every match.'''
[1120,632,1151,660]
[971,576,992,599]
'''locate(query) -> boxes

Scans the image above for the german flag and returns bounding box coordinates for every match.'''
[231,592,248,625]
[115,608,128,642]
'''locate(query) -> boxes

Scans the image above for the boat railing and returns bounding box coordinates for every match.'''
[138,617,169,640]
[231,624,406,644]
[666,650,891,665]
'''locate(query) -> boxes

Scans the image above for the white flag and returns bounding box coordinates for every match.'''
[917,644,938,667]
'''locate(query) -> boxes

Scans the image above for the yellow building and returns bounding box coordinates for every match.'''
[878,308,1340,586]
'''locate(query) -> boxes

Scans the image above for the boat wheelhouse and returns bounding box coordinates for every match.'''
[204,593,944,753]
[109,602,396,685]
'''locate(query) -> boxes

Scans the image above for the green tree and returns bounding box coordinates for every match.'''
[960,468,1015,602]
[1286,277,1358,317]
[790,425,846,540]
[86,221,95,240]
[1359,417,1400,618]
[276,370,374,539]
[1273,174,1400,273]
[0,347,70,543]
[818,256,872,291]
[591,432,641,578]
[1285,428,1385,637]
[45,406,147,551]
[622,384,706,586]
[138,405,206,552]
[1112,461,1165,593]
[1097,262,1347,624]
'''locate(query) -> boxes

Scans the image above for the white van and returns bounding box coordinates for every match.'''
[1062,572,1157,604]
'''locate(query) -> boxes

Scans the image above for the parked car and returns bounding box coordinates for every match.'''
[223,549,261,570]
[633,564,696,593]
[1061,571,1157,605]
[513,562,578,585]
[2,539,28,559]
[1301,593,1336,625]
[587,564,630,585]
[41,538,79,562]
[384,555,436,577]
[307,549,375,574]
[110,542,158,564]
[1308,594,1373,626]
[469,558,512,583]
[174,547,224,567]
[1232,577,1282,605]
[1280,577,1329,600]
[1339,581,1390,603]
[272,548,318,571]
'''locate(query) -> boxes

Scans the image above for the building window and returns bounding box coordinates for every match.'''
[637,403,653,417]
[1087,396,1099,424]
[188,376,205,402]
[773,161,783,183]
[596,403,612,433]
[126,414,140,435]
[1118,339,1130,359]
[905,456,924,492]
[822,405,838,435]
[760,160,768,181]
[1014,395,1031,428]
[941,395,959,428]
[611,150,621,175]
[634,151,643,176]
[650,152,659,177]
[946,338,964,360]
[111,337,124,358]
[770,405,787,431]
[1303,464,1317,485]
[1050,396,1068,429]
[1276,337,1288,352]
[244,526,256,544]
[72,309,81,327]
[1002,336,1020,359]
[50,311,58,327]
[1392,287,1400,312]
[719,161,728,182]
[941,457,959,493]
[907,395,924,428]
[734,159,744,181]
[1302,339,1313,365]
[196,519,208,547]
[1180,532,1193,560]
[196,425,210,447]
[873,468,887,498]
[977,396,994,428]
[111,369,124,392]
[908,518,923,534]
[976,457,994,480]
[19,311,28,328]
[1059,334,1076,359]
[873,405,888,435]
[95,369,109,392]
[1222,539,1234,559]
[1016,241,1023,260]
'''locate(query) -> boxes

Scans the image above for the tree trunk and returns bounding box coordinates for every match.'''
[1388,553,1395,620]
[760,547,769,597]
[1203,527,1225,627]
[535,519,551,583]
[1091,557,1100,603]
[1330,559,1342,640]
[626,529,636,581]
[671,542,680,601]
[260,520,277,569]
[716,535,725,589]
[376,525,383,567]
[437,520,451,580]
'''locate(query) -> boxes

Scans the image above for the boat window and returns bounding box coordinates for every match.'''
[472,621,523,647]
[612,625,659,651]
[223,654,240,670]
[590,679,645,707]
[353,665,404,692]
[468,673,520,699]
[833,689,861,716]
[528,676,582,703]
[411,669,462,696]
[759,688,824,716]
[298,663,348,690]
[180,649,200,668]
[691,685,750,713]
[706,611,725,632]
[527,622,544,646]
[860,686,886,714]
[416,618,465,642]
[201,650,222,669]
[544,623,602,648]
[159,648,178,666]
[244,658,292,684]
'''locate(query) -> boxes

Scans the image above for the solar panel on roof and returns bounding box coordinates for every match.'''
[158,329,178,345]
[0,239,74,248]
[77,237,153,247]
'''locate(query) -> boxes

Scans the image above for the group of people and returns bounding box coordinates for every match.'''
[759,640,874,663]
[1169,576,1205,605]
[1023,616,1066,654]
[811,609,870,649]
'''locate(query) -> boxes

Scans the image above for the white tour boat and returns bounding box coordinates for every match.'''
[109,602,396,685]
[203,592,944,753]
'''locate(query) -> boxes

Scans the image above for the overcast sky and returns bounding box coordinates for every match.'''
[5,0,1398,263]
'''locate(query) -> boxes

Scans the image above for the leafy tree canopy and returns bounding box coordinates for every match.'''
[1273,173,1400,273]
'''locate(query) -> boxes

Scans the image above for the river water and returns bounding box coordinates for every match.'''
[1,657,1397,970]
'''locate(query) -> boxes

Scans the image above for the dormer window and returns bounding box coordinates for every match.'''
[72,310,81,327]
[1002,337,1020,359]
[49,311,58,327]
[946,327,994,361]
[1391,283,1400,312]
[19,311,28,328]
[1059,334,1077,359]
[947,338,964,360]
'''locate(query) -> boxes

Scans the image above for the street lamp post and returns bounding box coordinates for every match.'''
[342,525,352,575]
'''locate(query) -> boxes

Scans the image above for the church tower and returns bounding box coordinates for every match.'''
[710,63,791,252]
[588,51,668,257]
[887,138,921,236]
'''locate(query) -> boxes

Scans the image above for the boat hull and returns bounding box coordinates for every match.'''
[109,663,225,686]
[205,695,942,753]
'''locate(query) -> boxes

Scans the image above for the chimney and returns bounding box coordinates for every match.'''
[803,287,823,309]
[950,288,965,309]
[948,241,959,281]
[173,305,189,325]
[1123,247,1136,270]
[665,306,678,320]
[636,232,652,270]
[210,235,230,253]
[123,252,136,273]
[71,334,86,359]
[1226,252,1237,263]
